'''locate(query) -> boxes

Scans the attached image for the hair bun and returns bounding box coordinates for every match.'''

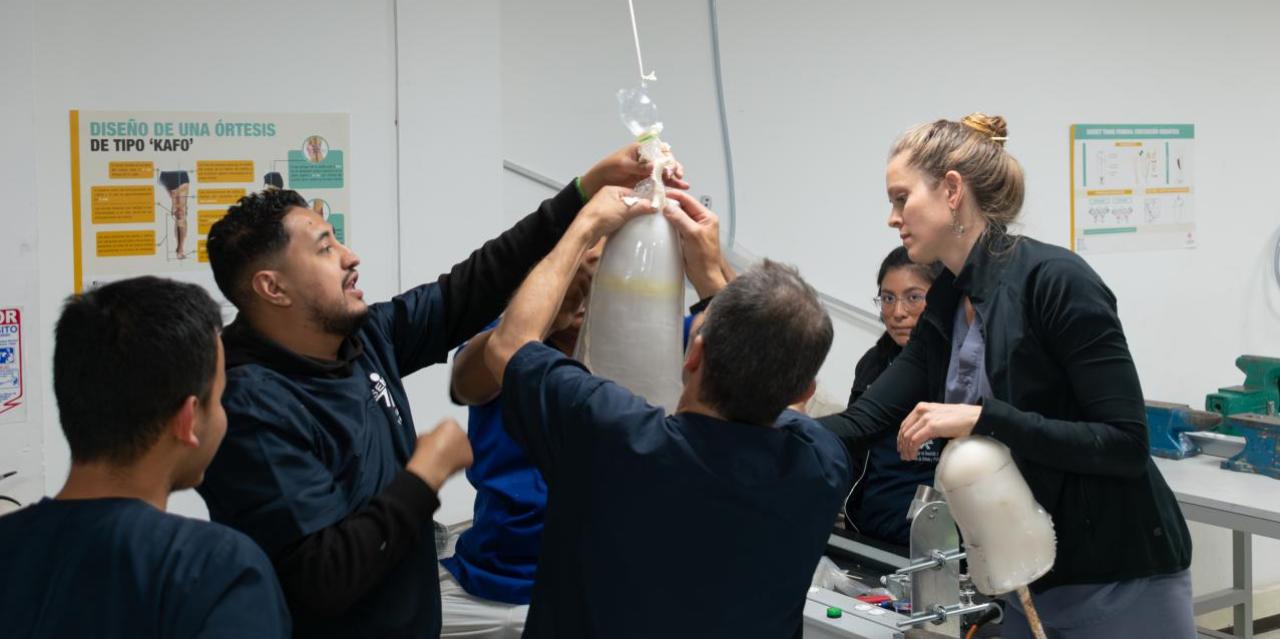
[961,113,1009,146]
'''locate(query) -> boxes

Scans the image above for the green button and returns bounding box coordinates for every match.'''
[826,606,842,619]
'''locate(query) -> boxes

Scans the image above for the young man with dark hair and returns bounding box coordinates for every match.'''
[482,191,853,639]
[197,144,685,638]
[0,276,290,638]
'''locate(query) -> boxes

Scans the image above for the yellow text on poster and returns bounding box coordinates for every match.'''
[197,209,227,234]
[108,162,154,179]
[197,161,254,183]
[198,188,245,205]
[96,231,157,257]
[197,240,209,263]
[91,186,155,224]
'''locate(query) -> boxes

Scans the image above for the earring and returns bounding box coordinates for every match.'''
[950,208,965,236]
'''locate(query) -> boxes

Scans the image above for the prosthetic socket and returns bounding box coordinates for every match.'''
[934,436,1056,595]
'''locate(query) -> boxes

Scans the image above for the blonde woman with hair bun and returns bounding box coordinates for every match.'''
[819,113,1194,638]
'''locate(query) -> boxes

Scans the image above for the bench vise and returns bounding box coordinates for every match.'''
[1145,401,1223,459]
[1205,355,1280,435]
[1220,413,1280,479]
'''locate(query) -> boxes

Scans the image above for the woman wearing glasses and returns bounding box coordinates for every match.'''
[831,246,940,547]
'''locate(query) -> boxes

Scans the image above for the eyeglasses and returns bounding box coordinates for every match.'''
[873,292,927,312]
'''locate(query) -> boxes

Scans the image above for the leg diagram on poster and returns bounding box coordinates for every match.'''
[70,112,351,308]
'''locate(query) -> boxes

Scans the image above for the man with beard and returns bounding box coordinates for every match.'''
[198,144,685,639]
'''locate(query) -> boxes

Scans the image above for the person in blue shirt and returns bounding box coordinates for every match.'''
[439,199,736,637]
[436,240,601,638]
[197,144,686,638]
[478,191,853,639]
[0,276,290,638]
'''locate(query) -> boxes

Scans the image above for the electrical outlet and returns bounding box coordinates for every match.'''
[699,195,712,208]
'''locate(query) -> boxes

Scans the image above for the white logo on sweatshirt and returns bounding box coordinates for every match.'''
[369,372,403,425]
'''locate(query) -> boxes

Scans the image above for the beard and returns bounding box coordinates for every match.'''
[308,298,370,337]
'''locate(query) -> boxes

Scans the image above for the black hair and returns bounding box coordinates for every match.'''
[206,188,309,308]
[53,276,222,464]
[876,246,942,290]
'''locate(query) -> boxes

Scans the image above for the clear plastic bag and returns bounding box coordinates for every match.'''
[617,86,676,210]
[811,556,875,597]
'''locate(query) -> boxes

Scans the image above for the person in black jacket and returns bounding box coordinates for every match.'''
[836,246,940,547]
[196,143,686,639]
[820,113,1193,638]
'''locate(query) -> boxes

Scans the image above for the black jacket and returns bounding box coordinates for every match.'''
[819,233,1191,591]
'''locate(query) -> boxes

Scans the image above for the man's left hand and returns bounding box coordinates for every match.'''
[664,190,728,298]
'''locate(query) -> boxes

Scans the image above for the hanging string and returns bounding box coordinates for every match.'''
[627,0,655,85]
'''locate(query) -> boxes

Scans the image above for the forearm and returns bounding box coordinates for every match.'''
[719,254,737,282]
[685,242,731,299]
[451,329,499,406]
[975,398,1150,477]
[272,470,439,617]
[819,340,928,449]
[437,183,583,350]
[487,223,599,383]
[688,266,729,300]
[818,407,892,447]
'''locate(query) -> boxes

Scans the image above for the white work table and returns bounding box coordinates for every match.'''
[1154,455,1280,639]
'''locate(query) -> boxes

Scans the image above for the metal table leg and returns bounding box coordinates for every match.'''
[1234,530,1253,639]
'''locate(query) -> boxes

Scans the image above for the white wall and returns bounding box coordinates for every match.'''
[28,0,403,517]
[0,0,45,508]
[498,0,1280,627]
[395,0,501,525]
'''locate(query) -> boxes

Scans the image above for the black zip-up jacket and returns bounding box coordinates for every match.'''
[819,233,1191,591]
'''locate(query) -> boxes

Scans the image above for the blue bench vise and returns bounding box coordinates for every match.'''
[1146,400,1222,459]
[1148,356,1280,476]
[1220,413,1280,479]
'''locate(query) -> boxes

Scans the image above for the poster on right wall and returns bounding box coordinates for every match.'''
[1070,124,1195,253]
